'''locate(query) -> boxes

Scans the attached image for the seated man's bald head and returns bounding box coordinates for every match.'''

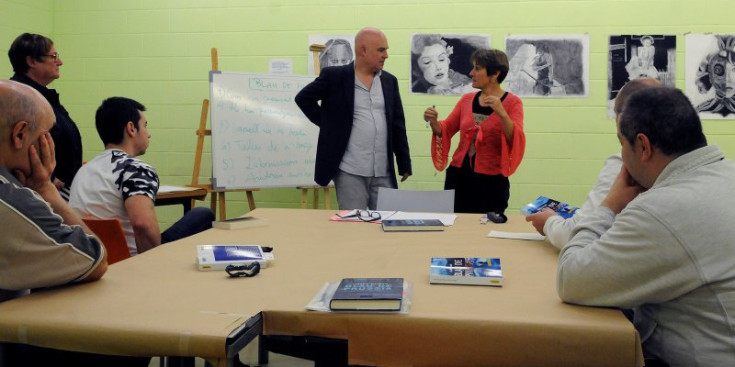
[0,80,53,134]
[614,77,662,115]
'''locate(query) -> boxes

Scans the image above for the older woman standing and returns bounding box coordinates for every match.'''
[424,49,525,218]
[8,33,82,201]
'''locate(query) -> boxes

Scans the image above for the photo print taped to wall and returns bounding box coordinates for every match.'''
[685,34,735,119]
[608,35,677,118]
[505,34,590,98]
[409,33,491,95]
[308,34,355,76]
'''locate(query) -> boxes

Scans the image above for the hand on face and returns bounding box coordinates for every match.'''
[601,165,646,214]
[14,132,56,194]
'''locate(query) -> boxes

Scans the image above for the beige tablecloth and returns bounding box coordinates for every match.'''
[0,208,643,367]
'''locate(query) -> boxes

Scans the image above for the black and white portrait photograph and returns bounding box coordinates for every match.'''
[686,33,735,119]
[307,34,355,75]
[505,34,589,98]
[608,35,676,118]
[410,33,490,95]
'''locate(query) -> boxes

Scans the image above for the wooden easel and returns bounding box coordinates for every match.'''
[296,44,334,210]
[190,48,258,220]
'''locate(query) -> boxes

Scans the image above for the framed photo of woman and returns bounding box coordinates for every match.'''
[410,33,490,95]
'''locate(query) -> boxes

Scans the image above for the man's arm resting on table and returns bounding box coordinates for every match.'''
[125,195,161,254]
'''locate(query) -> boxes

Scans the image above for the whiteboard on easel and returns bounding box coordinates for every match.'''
[209,71,317,189]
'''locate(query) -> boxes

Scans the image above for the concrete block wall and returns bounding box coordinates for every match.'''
[1,0,733,228]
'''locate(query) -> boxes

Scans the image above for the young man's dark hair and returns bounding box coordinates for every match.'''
[619,87,707,156]
[7,33,54,74]
[95,97,146,146]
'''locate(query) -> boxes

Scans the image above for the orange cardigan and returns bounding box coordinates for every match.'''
[431,92,525,177]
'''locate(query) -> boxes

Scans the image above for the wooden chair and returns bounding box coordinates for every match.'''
[82,218,131,265]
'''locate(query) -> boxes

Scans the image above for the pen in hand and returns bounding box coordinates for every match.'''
[425,105,435,128]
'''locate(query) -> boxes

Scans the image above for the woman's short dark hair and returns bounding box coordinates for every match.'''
[95,97,146,146]
[7,33,54,74]
[619,87,707,156]
[471,48,509,83]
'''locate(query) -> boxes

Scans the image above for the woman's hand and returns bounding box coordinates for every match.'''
[423,106,442,136]
[479,95,508,118]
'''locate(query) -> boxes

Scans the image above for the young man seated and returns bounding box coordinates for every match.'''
[0,80,155,366]
[70,97,214,256]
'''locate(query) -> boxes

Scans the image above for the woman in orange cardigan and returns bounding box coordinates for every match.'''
[424,49,525,219]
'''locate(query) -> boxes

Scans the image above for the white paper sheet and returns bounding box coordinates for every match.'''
[487,230,546,241]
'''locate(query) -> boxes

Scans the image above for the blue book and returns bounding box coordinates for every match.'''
[520,196,578,219]
[430,257,503,286]
[329,278,404,312]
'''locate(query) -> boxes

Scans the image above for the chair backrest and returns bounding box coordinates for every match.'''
[376,188,455,213]
[82,218,131,265]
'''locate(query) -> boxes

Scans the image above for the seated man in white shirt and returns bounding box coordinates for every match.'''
[0,81,152,367]
[70,97,214,256]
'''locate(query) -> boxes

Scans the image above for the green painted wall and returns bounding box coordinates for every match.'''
[2,0,734,227]
[0,0,53,77]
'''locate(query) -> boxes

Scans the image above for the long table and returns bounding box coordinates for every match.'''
[0,208,643,367]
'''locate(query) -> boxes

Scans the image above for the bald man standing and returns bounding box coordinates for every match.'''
[296,27,412,210]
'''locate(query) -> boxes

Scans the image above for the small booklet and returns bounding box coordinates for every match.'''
[430,257,503,286]
[381,219,445,232]
[520,196,578,219]
[212,216,268,230]
[196,244,274,271]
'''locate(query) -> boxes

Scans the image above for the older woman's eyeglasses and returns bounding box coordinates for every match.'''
[41,52,60,61]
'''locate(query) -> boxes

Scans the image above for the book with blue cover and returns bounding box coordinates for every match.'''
[430,257,503,286]
[520,196,578,219]
[329,277,404,312]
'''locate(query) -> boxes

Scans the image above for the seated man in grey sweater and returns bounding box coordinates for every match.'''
[557,86,735,367]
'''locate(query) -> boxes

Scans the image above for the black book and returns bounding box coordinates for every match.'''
[329,278,404,312]
[381,219,445,232]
